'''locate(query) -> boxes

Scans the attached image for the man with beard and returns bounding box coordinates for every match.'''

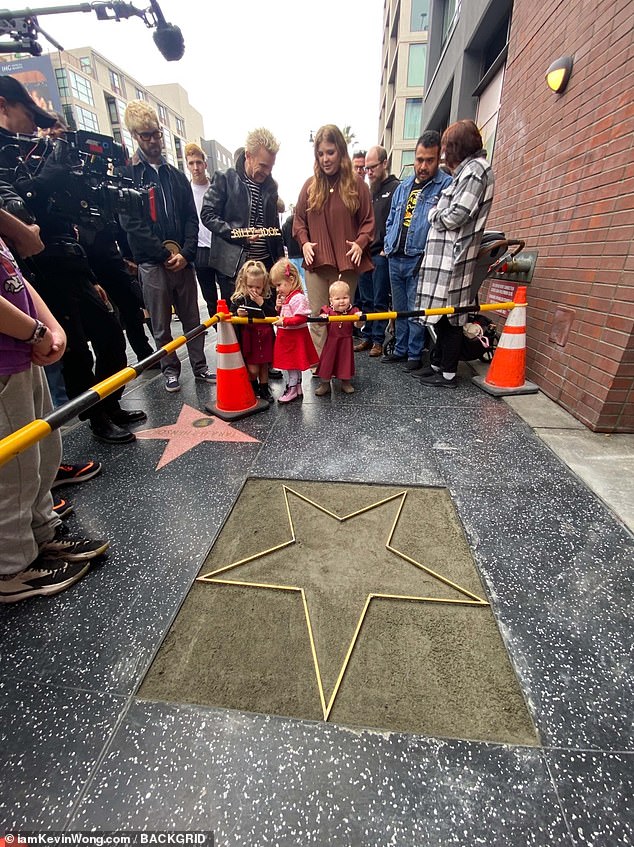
[354,145,400,358]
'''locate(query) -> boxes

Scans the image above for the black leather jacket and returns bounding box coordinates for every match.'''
[119,151,199,265]
[200,150,283,278]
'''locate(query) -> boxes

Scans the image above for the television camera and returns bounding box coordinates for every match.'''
[0,128,155,235]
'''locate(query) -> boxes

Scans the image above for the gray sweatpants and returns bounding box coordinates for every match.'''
[139,263,207,377]
[0,366,61,575]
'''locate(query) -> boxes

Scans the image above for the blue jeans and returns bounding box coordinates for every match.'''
[388,254,426,359]
[359,255,390,344]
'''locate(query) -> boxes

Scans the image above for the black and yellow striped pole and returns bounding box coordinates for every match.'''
[0,300,516,469]
[0,313,219,469]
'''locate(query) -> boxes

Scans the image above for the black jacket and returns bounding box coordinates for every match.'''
[119,151,199,265]
[370,174,400,255]
[200,150,283,278]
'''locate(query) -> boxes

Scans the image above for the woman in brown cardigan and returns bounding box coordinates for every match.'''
[293,125,375,354]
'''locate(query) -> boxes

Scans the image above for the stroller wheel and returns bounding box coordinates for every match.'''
[382,319,396,356]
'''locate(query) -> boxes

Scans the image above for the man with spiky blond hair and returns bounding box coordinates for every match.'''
[201,127,284,299]
[119,101,215,393]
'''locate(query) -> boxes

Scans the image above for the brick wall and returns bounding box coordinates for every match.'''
[486,0,634,431]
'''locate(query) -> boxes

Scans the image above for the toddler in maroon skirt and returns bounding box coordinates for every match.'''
[315,280,363,396]
[230,260,277,402]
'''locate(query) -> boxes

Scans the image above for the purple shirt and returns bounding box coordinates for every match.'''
[0,237,36,375]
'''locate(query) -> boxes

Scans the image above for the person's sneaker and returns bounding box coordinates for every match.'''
[412,367,437,379]
[418,372,458,389]
[52,498,74,520]
[165,375,181,393]
[380,353,407,364]
[52,461,102,489]
[195,370,217,384]
[0,558,90,603]
[402,359,422,371]
[39,528,110,562]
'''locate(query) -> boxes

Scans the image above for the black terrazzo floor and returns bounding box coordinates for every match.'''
[1,335,632,846]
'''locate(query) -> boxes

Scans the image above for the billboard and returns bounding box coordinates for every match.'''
[0,54,62,115]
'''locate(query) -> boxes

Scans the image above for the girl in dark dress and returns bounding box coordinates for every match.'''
[315,280,362,396]
[230,260,276,402]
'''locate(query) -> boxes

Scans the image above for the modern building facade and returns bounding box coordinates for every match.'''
[378,0,430,178]
[420,0,633,432]
[0,50,229,177]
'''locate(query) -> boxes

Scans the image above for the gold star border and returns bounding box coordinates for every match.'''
[197,486,489,720]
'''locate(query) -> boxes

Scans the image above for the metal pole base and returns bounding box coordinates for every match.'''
[472,375,539,397]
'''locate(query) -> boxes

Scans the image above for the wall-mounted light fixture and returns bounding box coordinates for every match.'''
[546,55,574,93]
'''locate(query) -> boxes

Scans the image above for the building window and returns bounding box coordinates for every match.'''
[109,69,125,97]
[79,56,92,76]
[399,150,415,179]
[410,0,429,31]
[407,43,427,88]
[67,69,94,106]
[442,0,461,45]
[121,128,134,156]
[157,103,167,123]
[75,105,99,132]
[55,68,69,99]
[476,65,505,163]
[403,98,423,139]
[135,88,146,101]
[107,98,118,124]
[175,116,184,135]
[162,125,173,149]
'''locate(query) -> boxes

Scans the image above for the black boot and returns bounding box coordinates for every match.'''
[89,411,136,444]
[259,383,273,403]
[250,380,259,396]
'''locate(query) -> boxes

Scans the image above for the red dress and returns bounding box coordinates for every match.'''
[231,295,276,365]
[315,306,360,380]
[273,289,319,371]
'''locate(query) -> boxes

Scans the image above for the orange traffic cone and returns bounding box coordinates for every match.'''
[472,286,538,396]
[204,301,269,421]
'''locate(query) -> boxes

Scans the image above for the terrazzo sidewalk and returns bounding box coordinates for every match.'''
[1,338,632,846]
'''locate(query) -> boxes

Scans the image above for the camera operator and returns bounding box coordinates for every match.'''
[0,76,147,444]
[42,114,155,366]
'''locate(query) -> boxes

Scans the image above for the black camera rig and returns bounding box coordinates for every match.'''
[0,128,154,234]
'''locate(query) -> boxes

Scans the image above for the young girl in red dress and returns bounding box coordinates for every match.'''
[315,279,362,396]
[270,259,318,403]
[230,260,277,402]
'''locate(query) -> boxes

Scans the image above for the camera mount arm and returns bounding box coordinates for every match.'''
[0,1,173,56]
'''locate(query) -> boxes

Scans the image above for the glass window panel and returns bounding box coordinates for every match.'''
[403,98,422,139]
[75,105,99,132]
[68,69,94,106]
[410,0,429,31]
[407,43,427,87]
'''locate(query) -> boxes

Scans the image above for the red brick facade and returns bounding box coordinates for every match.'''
[486,0,634,431]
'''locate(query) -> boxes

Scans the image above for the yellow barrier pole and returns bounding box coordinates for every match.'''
[0,301,516,467]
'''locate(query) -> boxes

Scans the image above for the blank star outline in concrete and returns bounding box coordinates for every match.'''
[197,485,489,720]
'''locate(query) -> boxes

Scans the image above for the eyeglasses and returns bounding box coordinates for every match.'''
[364,162,383,173]
[136,130,163,141]
[353,165,366,173]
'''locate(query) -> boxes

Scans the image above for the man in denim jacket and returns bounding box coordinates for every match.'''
[383,131,452,370]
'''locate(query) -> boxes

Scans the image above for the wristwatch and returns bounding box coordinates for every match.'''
[24,319,48,345]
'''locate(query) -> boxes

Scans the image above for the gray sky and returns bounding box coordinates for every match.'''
[29,0,385,208]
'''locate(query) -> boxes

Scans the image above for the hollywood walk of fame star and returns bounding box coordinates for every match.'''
[136,404,260,469]
[197,485,488,720]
